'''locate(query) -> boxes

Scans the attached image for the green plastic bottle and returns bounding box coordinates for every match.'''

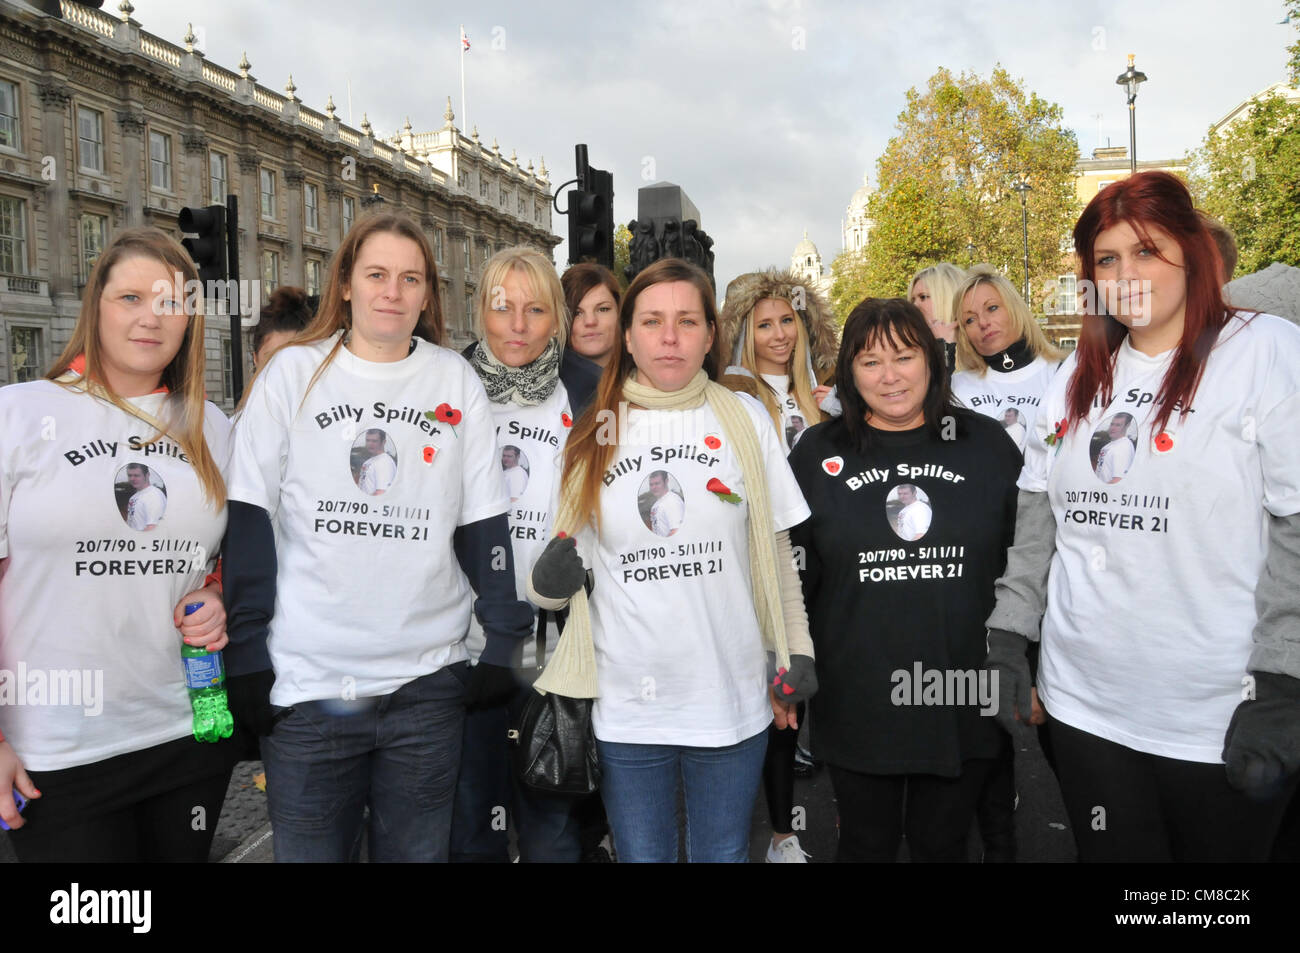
[181,602,234,743]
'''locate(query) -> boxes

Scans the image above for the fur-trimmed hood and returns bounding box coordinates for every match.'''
[719,269,839,386]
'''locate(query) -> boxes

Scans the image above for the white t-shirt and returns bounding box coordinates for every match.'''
[896,500,932,540]
[951,355,1060,455]
[503,464,528,501]
[127,484,167,531]
[465,384,570,669]
[649,490,686,537]
[228,334,508,707]
[1020,313,1300,762]
[0,383,229,771]
[761,373,809,453]
[569,394,811,747]
[1095,436,1136,483]
[358,451,397,495]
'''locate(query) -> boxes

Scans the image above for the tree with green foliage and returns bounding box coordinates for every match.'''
[613,223,631,290]
[830,66,1080,322]
[1189,90,1300,277]
[1287,0,1300,86]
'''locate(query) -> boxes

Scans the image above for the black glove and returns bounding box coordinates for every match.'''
[983,629,1033,735]
[772,655,818,705]
[1223,671,1300,797]
[531,535,586,601]
[464,661,523,711]
[226,669,277,738]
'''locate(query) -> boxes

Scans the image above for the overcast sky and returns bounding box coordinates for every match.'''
[127,0,1295,293]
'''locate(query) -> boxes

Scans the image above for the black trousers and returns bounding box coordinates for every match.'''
[9,736,236,863]
[1049,718,1297,862]
[762,702,806,834]
[828,758,995,862]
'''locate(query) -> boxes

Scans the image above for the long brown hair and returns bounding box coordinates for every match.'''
[47,227,225,507]
[563,258,722,531]
[1067,171,1231,437]
[294,211,443,402]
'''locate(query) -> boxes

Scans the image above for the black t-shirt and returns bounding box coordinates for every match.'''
[787,410,1022,776]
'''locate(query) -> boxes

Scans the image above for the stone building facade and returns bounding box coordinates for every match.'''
[0,0,558,410]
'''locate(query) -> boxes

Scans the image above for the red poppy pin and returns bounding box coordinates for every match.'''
[1153,431,1175,454]
[703,434,722,450]
[561,412,573,428]
[821,456,843,476]
[706,477,742,504]
[1045,418,1068,449]
[422,446,437,465]
[425,403,463,437]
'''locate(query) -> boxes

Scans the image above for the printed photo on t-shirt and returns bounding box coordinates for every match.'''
[785,415,807,449]
[886,483,932,541]
[501,444,530,502]
[115,462,168,532]
[1090,412,1137,484]
[1001,407,1028,450]
[639,469,686,537]
[352,428,399,496]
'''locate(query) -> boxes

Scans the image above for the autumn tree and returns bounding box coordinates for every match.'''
[831,66,1080,321]
[1288,0,1300,86]
[613,222,631,290]
[1189,90,1300,276]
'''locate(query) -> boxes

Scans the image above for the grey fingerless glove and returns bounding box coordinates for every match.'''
[772,654,818,706]
[984,628,1033,734]
[531,535,586,601]
[1223,671,1300,797]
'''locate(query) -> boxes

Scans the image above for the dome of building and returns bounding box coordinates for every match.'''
[793,228,818,259]
[849,173,873,214]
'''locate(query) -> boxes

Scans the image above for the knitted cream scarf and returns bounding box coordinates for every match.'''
[534,369,790,698]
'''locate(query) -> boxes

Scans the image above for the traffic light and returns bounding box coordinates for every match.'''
[178,205,227,286]
[567,145,615,269]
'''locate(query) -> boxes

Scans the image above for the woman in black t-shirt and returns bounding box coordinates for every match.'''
[787,297,1022,862]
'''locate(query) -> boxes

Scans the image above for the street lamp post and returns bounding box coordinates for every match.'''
[1011,179,1032,302]
[966,239,975,265]
[1115,54,1148,175]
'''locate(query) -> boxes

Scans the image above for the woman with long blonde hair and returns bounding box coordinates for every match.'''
[0,228,233,860]
[909,262,965,372]
[223,212,532,862]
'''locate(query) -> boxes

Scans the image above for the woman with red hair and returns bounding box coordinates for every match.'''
[984,171,1300,861]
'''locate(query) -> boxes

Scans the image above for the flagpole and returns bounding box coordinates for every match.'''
[459,24,467,131]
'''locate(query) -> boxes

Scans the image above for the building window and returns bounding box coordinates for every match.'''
[209,152,227,204]
[457,169,469,189]
[148,130,172,191]
[220,335,234,403]
[434,229,443,264]
[1097,180,1114,193]
[500,189,510,209]
[80,213,107,282]
[77,107,104,173]
[0,195,28,274]
[0,79,19,151]
[462,237,470,271]
[261,248,279,296]
[260,168,277,220]
[518,195,527,215]
[305,259,322,296]
[1055,274,1078,315]
[342,196,355,234]
[477,239,489,269]
[8,326,41,383]
[480,178,490,198]
[304,183,319,232]
[465,294,473,328]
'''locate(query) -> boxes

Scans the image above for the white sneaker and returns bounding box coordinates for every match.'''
[765,835,810,863]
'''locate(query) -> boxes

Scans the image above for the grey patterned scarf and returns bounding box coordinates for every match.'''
[468,336,561,406]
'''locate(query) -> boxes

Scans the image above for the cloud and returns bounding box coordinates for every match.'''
[130,0,1296,295]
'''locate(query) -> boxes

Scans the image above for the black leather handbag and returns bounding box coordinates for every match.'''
[507,609,602,796]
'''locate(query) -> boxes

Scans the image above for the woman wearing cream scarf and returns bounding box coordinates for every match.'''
[527,258,816,862]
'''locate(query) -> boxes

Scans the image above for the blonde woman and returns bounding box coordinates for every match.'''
[910,262,965,372]
[0,228,233,860]
[720,269,837,454]
[224,212,532,862]
[451,246,598,863]
[719,269,837,862]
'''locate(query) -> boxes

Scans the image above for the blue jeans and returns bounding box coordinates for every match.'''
[596,729,768,862]
[263,664,467,862]
[450,685,581,862]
